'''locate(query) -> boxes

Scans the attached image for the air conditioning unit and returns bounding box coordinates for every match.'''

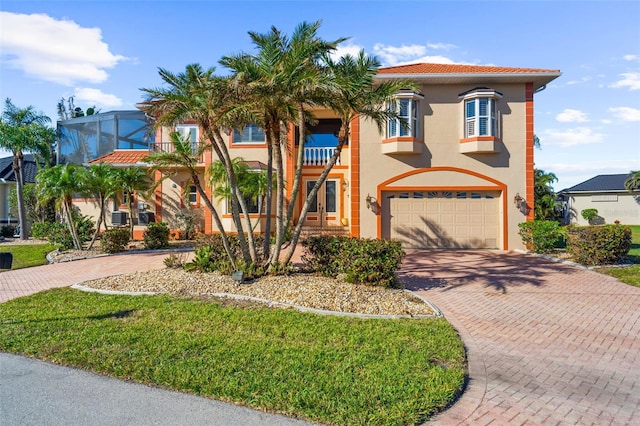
[111,211,128,226]
[138,211,155,225]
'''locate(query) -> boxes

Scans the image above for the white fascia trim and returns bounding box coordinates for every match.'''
[376,72,563,80]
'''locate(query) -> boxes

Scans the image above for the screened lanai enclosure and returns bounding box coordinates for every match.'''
[57,111,154,164]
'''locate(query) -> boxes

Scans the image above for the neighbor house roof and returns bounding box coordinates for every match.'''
[560,174,635,193]
[376,63,562,91]
[0,154,38,183]
[87,150,149,166]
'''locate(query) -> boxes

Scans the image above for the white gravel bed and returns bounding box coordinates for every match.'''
[79,268,436,317]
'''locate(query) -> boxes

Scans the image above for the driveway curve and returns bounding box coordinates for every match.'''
[400,250,640,426]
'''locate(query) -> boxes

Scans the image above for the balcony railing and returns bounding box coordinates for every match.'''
[150,142,206,163]
[303,147,341,166]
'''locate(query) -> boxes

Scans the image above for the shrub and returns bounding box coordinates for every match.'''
[302,236,404,288]
[30,222,50,240]
[175,210,198,240]
[581,208,599,222]
[75,215,95,244]
[185,234,266,278]
[143,222,170,249]
[1,225,16,238]
[100,227,130,253]
[567,224,632,265]
[29,219,93,250]
[518,220,565,254]
[164,252,188,269]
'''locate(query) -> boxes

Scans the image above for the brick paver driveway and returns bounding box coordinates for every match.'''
[0,252,169,303]
[400,250,640,426]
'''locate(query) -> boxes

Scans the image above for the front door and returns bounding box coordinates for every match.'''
[303,179,340,227]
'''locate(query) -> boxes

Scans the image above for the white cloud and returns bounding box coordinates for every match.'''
[564,76,591,86]
[609,72,640,90]
[0,12,127,86]
[556,109,589,123]
[426,42,457,51]
[541,127,605,147]
[608,106,640,122]
[330,43,364,60]
[373,43,427,65]
[73,88,123,109]
[372,43,465,67]
[623,54,638,61]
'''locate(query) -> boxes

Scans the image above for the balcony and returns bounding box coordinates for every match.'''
[303,147,342,166]
[150,142,207,163]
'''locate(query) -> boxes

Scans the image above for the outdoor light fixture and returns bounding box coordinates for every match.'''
[366,194,378,212]
[513,193,527,212]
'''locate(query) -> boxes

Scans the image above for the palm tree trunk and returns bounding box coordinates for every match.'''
[263,132,274,260]
[206,128,255,264]
[282,130,348,265]
[63,199,82,250]
[268,123,286,268]
[87,196,105,250]
[194,183,237,269]
[12,155,28,240]
[284,106,307,231]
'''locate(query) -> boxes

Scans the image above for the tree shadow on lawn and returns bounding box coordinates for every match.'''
[398,249,579,294]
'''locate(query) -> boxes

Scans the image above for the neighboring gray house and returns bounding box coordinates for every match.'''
[560,173,640,225]
[0,154,38,225]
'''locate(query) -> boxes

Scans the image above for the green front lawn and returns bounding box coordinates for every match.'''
[599,225,640,287]
[0,289,466,425]
[0,243,58,270]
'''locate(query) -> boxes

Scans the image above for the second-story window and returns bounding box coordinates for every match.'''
[459,88,502,138]
[175,124,199,154]
[386,92,423,139]
[233,124,265,144]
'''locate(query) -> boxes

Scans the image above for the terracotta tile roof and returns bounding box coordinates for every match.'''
[88,150,149,166]
[377,63,560,75]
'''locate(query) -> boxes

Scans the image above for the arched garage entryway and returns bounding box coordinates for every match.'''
[378,167,508,249]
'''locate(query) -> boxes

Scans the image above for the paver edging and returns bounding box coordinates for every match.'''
[46,247,194,264]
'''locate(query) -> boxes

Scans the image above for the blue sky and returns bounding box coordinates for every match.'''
[1,0,638,190]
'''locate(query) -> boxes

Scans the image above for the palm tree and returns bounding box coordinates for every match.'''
[0,98,54,239]
[84,163,120,249]
[209,157,271,232]
[534,168,559,221]
[143,131,237,265]
[220,20,345,265]
[36,164,88,250]
[625,170,640,192]
[281,50,410,264]
[140,64,259,264]
[114,166,152,238]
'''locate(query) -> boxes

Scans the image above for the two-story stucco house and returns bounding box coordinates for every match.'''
[74,62,561,251]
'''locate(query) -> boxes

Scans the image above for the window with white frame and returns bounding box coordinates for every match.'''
[175,124,199,154]
[233,124,265,144]
[188,185,198,205]
[460,88,502,138]
[387,92,423,139]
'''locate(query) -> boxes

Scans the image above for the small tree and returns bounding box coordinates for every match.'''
[36,164,88,250]
[0,98,55,239]
[534,168,560,221]
[625,170,640,192]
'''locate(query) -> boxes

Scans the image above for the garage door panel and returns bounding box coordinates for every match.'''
[387,191,499,249]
